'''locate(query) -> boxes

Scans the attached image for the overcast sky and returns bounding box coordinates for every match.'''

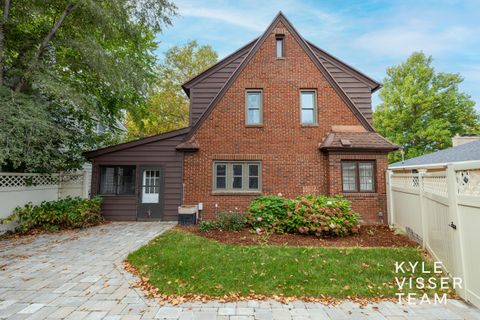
[156,0,480,109]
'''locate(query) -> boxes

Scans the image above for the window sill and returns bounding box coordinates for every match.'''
[98,194,136,197]
[341,192,378,197]
[245,124,264,128]
[276,57,285,60]
[211,191,262,196]
[301,124,318,127]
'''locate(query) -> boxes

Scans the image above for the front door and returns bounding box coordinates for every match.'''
[137,166,163,220]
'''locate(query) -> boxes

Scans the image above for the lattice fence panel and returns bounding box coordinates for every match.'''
[423,173,448,197]
[391,173,420,190]
[457,169,480,196]
[0,173,60,188]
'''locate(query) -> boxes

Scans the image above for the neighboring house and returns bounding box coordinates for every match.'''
[85,12,398,224]
[390,136,480,172]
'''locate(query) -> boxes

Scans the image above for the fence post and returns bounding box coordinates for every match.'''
[82,170,89,199]
[446,164,468,299]
[386,170,394,225]
[418,170,427,249]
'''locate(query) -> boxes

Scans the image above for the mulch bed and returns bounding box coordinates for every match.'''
[179,224,418,248]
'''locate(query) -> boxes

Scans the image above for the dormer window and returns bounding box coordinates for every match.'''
[276,35,284,58]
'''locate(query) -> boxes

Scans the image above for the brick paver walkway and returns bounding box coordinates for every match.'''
[1,222,479,319]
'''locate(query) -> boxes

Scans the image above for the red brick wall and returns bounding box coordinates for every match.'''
[327,152,389,224]
[184,21,389,224]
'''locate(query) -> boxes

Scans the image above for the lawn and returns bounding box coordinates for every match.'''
[127,229,444,299]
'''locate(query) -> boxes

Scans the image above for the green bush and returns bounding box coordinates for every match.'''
[198,212,246,232]
[246,194,359,237]
[215,212,246,231]
[246,195,292,233]
[0,196,103,233]
[198,220,216,232]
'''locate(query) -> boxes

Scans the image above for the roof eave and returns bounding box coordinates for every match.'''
[84,127,190,159]
[320,146,399,152]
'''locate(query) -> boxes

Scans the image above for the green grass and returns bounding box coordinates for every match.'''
[127,229,444,298]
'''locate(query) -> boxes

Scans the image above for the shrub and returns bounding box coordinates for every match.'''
[215,212,246,231]
[247,194,359,237]
[0,196,103,233]
[198,212,246,232]
[198,221,216,232]
[286,195,359,237]
[246,195,292,233]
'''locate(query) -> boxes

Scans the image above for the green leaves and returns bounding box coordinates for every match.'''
[0,0,176,172]
[0,196,103,233]
[246,195,359,237]
[373,52,480,163]
[125,40,218,139]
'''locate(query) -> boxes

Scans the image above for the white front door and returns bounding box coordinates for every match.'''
[142,170,160,203]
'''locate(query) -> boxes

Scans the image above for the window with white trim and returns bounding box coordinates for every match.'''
[213,161,261,192]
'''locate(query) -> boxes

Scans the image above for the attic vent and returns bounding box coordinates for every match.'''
[340,138,351,147]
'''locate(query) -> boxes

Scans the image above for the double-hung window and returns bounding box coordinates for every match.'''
[300,90,317,125]
[341,161,375,192]
[213,161,261,192]
[246,90,262,125]
[99,166,136,195]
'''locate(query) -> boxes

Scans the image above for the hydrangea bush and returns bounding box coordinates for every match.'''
[247,194,359,237]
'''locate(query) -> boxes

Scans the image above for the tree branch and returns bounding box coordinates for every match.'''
[14,1,79,92]
[0,0,11,86]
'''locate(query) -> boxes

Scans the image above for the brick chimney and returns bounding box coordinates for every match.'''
[452,134,480,147]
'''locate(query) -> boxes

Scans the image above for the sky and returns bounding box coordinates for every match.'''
[155,0,480,109]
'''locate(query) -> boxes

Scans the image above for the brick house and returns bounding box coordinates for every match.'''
[85,12,398,224]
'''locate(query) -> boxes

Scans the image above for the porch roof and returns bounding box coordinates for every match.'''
[319,131,399,152]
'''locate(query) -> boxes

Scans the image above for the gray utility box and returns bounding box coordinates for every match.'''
[178,205,198,225]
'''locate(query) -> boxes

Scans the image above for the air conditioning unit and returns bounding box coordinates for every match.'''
[178,205,198,225]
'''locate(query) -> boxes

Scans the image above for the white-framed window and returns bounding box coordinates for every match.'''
[213,161,261,192]
[245,90,262,125]
[300,90,317,125]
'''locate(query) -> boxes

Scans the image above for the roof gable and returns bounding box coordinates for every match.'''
[182,38,257,96]
[307,42,381,92]
[185,12,375,140]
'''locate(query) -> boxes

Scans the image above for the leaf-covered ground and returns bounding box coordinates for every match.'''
[127,229,447,299]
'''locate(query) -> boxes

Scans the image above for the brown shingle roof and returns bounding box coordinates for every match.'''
[319,132,399,151]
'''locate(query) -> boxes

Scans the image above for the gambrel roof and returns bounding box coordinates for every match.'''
[182,12,381,137]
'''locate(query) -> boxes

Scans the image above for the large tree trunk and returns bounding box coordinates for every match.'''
[0,0,11,86]
[14,1,78,92]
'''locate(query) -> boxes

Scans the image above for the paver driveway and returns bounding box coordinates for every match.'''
[1,222,480,320]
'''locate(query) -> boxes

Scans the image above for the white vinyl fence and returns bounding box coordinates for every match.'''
[0,166,91,233]
[387,161,480,308]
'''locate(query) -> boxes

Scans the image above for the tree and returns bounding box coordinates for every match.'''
[373,52,480,163]
[0,0,177,172]
[126,40,218,139]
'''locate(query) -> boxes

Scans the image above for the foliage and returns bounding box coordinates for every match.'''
[285,195,359,237]
[198,220,216,233]
[125,40,218,139]
[198,212,246,232]
[0,196,103,233]
[214,212,246,231]
[247,195,292,233]
[0,0,177,172]
[373,52,480,163]
[247,195,359,237]
[127,229,447,298]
